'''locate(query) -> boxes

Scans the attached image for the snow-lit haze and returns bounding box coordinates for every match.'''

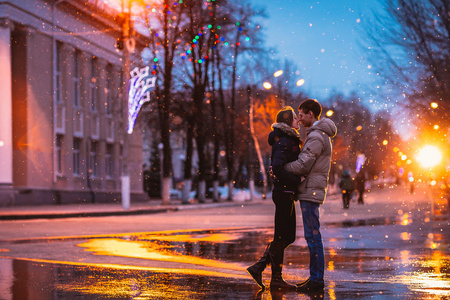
[254,0,420,138]
[254,0,379,101]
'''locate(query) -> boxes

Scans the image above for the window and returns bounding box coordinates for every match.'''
[105,144,114,178]
[55,42,62,103]
[56,135,64,174]
[90,57,97,112]
[89,142,98,178]
[73,138,81,176]
[106,64,113,116]
[73,50,81,107]
[119,145,123,177]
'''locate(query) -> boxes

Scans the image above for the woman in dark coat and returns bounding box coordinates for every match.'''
[247,106,302,290]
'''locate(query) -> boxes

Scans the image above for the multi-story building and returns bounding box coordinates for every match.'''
[0,0,148,205]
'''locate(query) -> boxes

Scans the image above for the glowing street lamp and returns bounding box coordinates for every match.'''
[416,145,442,168]
[296,79,305,86]
[273,70,283,77]
[263,82,272,89]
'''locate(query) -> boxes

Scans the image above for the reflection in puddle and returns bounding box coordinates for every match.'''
[78,237,245,272]
[1,219,449,299]
[0,258,257,299]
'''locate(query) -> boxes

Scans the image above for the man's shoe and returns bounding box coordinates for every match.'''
[296,279,324,293]
[296,277,310,288]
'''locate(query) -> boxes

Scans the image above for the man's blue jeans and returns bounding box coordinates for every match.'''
[300,200,324,283]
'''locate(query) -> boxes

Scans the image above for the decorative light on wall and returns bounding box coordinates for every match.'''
[128,66,156,134]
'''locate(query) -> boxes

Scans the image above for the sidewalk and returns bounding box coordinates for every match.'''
[0,183,437,222]
[0,197,266,221]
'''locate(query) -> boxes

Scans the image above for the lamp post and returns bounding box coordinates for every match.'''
[121,0,132,210]
[246,70,304,201]
[247,84,267,200]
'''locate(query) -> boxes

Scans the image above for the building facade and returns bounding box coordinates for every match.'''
[0,0,148,205]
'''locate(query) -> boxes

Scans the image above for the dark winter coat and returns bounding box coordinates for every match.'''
[355,172,366,191]
[284,118,337,204]
[268,123,302,192]
[339,173,355,192]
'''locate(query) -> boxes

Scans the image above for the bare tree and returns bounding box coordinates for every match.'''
[362,0,450,132]
[145,0,189,203]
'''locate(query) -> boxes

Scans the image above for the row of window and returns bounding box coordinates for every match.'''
[55,42,116,115]
[55,135,121,179]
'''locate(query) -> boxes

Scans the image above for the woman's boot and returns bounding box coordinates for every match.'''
[269,242,296,290]
[247,243,271,289]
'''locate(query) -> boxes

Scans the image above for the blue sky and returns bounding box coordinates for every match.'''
[254,0,382,102]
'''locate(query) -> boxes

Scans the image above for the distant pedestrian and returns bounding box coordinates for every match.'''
[339,171,355,209]
[247,106,302,290]
[355,171,366,204]
[284,99,337,293]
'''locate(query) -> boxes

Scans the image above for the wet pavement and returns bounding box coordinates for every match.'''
[0,185,449,299]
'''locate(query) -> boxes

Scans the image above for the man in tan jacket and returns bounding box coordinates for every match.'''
[284,99,337,293]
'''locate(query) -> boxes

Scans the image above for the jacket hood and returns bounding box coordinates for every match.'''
[308,118,337,137]
[268,123,299,146]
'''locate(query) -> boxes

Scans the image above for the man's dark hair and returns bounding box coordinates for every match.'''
[275,106,295,126]
[299,99,322,119]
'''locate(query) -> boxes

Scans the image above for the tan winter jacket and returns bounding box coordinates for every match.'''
[284,118,337,204]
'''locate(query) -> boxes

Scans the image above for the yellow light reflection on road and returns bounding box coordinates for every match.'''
[399,251,450,297]
[401,232,411,240]
[78,237,244,271]
[53,262,248,299]
[149,233,237,243]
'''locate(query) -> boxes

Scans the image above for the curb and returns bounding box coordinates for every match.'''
[0,200,265,221]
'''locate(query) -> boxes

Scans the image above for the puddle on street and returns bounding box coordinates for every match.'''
[0,218,449,299]
[0,258,258,299]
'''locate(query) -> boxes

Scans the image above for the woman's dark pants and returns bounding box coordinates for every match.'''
[272,190,296,245]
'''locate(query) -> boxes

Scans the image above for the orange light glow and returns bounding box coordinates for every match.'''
[401,232,410,239]
[328,261,335,271]
[417,145,442,168]
[431,102,438,109]
[296,79,305,86]
[263,82,272,89]
[326,110,334,117]
[382,140,388,146]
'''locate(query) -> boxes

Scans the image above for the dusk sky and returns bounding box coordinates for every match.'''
[254,0,383,105]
